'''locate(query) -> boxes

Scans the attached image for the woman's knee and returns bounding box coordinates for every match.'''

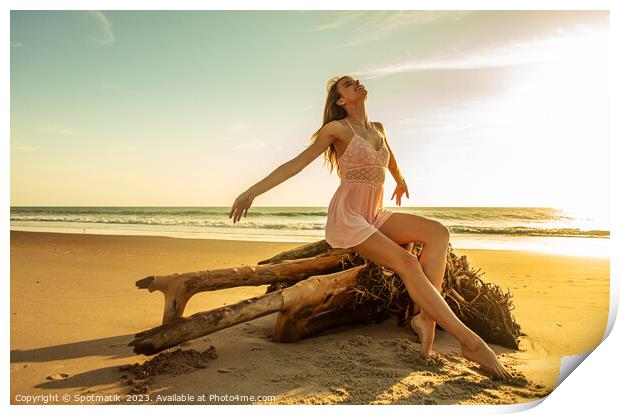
[393,250,421,275]
[433,221,450,244]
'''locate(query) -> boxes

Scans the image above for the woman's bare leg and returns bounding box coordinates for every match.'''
[377,213,450,357]
[352,229,510,380]
[410,238,448,357]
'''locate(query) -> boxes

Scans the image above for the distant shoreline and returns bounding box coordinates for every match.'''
[9,228,610,258]
[9,205,609,258]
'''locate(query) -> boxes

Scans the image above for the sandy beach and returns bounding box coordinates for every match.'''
[9,230,609,405]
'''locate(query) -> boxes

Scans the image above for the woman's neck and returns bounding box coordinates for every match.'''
[346,105,371,130]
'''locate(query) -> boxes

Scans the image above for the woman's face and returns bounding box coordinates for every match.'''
[336,76,366,106]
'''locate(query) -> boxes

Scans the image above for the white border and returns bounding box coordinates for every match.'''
[4,1,617,414]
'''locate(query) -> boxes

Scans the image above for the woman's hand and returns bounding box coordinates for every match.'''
[229,190,255,224]
[391,178,410,206]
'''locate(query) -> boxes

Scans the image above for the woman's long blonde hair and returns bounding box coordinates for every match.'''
[309,75,350,175]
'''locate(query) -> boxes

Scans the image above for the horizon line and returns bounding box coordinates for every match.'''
[10,205,569,209]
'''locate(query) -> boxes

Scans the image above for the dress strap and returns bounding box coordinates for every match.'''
[344,118,355,135]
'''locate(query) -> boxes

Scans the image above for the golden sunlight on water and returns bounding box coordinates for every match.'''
[450,234,609,258]
[556,205,609,232]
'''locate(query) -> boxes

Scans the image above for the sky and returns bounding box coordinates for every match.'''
[10,10,610,220]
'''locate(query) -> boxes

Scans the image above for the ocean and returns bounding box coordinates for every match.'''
[10,206,609,257]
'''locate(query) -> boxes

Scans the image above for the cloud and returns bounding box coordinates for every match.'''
[232,139,266,150]
[11,144,37,152]
[10,139,37,152]
[397,99,498,137]
[11,40,23,48]
[36,126,73,135]
[352,24,608,79]
[215,122,250,141]
[307,11,365,32]
[228,122,247,132]
[87,11,114,45]
[314,11,470,49]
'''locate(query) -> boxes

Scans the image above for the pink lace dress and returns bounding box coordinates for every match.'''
[325,119,395,248]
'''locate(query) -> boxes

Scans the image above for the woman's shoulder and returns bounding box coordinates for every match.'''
[371,121,387,137]
[326,118,347,129]
[321,119,348,137]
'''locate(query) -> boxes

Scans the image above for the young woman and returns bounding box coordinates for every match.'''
[229,75,510,380]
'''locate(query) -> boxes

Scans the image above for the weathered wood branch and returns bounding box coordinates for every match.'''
[130,238,522,355]
[129,291,284,355]
[268,243,416,342]
[257,239,351,264]
[297,304,372,340]
[136,252,355,324]
[272,264,366,342]
[129,264,366,355]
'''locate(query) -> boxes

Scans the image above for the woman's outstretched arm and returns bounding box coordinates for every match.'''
[375,122,410,206]
[229,121,338,223]
[375,122,404,184]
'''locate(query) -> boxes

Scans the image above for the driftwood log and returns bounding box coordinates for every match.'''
[135,250,353,325]
[130,240,521,355]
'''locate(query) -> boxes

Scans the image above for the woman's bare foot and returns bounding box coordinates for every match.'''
[410,314,436,358]
[461,337,511,381]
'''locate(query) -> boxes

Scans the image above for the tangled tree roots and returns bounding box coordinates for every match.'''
[132,239,522,355]
[441,247,522,349]
[267,242,522,349]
